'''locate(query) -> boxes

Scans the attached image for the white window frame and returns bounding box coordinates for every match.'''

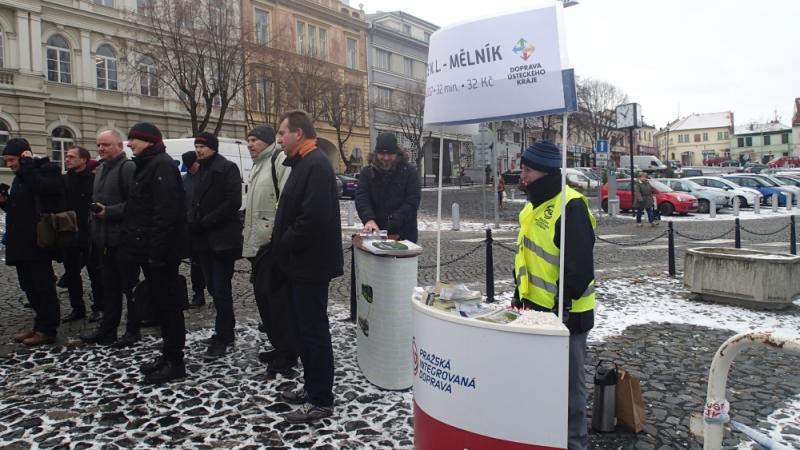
[0,30,4,68]
[51,126,74,172]
[139,56,158,97]
[255,8,269,45]
[252,77,272,113]
[95,0,113,6]
[96,44,118,91]
[403,57,413,77]
[296,20,328,60]
[376,48,391,71]
[346,37,357,70]
[46,35,71,84]
[0,120,10,168]
[375,86,391,109]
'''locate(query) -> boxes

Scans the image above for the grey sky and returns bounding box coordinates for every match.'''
[362,0,798,129]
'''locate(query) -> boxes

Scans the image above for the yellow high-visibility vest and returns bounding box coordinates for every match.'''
[514,187,596,313]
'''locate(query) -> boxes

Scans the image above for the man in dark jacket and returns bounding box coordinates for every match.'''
[355,133,421,242]
[80,129,140,347]
[182,150,206,308]
[273,110,343,423]
[122,122,188,384]
[189,132,243,359]
[0,138,65,346]
[61,146,104,322]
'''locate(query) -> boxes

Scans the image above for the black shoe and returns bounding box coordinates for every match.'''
[88,310,103,323]
[56,275,68,289]
[266,367,298,380]
[189,294,206,308]
[258,350,278,364]
[80,330,116,346]
[280,388,309,405]
[204,339,229,360]
[283,403,333,423]
[62,311,86,323]
[112,332,141,348]
[140,356,167,375]
[143,360,186,385]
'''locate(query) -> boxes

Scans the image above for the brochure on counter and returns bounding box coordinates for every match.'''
[362,239,423,256]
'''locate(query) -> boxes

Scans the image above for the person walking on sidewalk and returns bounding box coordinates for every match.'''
[512,141,596,450]
[633,171,658,227]
[497,172,506,210]
[122,123,188,384]
[181,150,206,308]
[273,110,343,423]
[188,132,243,360]
[0,138,66,346]
[61,146,104,323]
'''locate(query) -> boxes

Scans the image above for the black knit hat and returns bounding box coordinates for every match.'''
[375,133,400,154]
[2,138,31,157]
[182,150,197,167]
[194,132,219,152]
[128,122,163,144]
[248,125,276,145]
[520,140,562,174]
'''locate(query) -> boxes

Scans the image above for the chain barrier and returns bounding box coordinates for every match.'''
[739,222,790,236]
[419,243,485,269]
[494,240,518,254]
[595,230,668,247]
[674,227,734,242]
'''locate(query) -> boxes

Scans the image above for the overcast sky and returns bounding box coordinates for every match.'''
[361,0,798,129]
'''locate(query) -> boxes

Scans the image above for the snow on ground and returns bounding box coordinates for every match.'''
[606,208,800,222]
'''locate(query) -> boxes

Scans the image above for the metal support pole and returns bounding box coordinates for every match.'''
[485,228,494,303]
[668,222,676,277]
[350,244,356,322]
[772,194,779,212]
[734,218,741,249]
[435,126,445,283]
[709,198,716,218]
[732,196,739,217]
[347,202,355,227]
[629,127,635,217]
[451,203,460,231]
[787,193,793,211]
[557,112,570,323]
[791,215,797,255]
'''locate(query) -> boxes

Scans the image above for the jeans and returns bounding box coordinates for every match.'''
[288,280,334,407]
[568,332,589,450]
[142,261,185,362]
[62,245,104,315]
[635,206,655,224]
[16,260,60,336]
[197,252,236,343]
[97,247,140,338]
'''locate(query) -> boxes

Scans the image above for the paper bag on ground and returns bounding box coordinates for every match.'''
[615,367,647,432]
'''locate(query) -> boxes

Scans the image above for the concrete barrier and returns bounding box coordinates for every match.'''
[684,247,800,310]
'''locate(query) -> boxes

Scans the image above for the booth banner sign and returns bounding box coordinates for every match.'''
[423,5,574,126]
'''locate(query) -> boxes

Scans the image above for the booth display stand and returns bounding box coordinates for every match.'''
[353,235,422,390]
[412,299,570,450]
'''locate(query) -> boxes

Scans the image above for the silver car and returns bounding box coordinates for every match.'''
[655,178,730,213]
[685,176,761,208]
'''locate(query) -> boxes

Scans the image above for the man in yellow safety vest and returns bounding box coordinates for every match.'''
[513,140,596,450]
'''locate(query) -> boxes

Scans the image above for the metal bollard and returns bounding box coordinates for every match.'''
[668,222,676,277]
[734,218,741,249]
[787,193,793,211]
[486,228,494,303]
[452,203,460,231]
[347,202,355,226]
[754,197,760,215]
[709,198,716,218]
[791,216,797,255]
[772,194,779,213]
[732,196,740,217]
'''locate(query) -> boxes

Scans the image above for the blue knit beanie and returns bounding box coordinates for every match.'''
[520,140,561,174]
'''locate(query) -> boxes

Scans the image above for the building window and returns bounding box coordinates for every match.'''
[403,57,413,77]
[96,44,118,90]
[745,137,752,146]
[496,130,503,142]
[376,49,391,71]
[251,77,272,113]
[375,86,391,108]
[137,0,150,16]
[764,135,771,146]
[783,133,790,144]
[513,132,521,143]
[139,55,158,96]
[255,9,269,45]
[693,134,701,143]
[95,0,113,6]
[51,126,74,171]
[0,29,4,68]
[46,35,71,84]
[346,37,357,69]
[423,31,430,43]
[702,132,708,141]
[346,86,362,126]
[0,120,9,168]
[402,24,411,35]
[737,137,744,147]
[296,20,327,59]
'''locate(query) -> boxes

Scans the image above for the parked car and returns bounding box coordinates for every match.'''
[773,174,800,188]
[703,156,729,166]
[655,178,731,213]
[767,156,800,168]
[503,169,522,186]
[565,168,601,191]
[741,162,769,173]
[750,174,800,199]
[336,176,344,198]
[600,178,699,216]
[679,167,704,178]
[720,160,740,167]
[685,176,761,208]
[722,174,787,206]
[337,174,359,198]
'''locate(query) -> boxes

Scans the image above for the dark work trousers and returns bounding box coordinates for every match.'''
[189,248,206,298]
[288,280,334,407]
[568,331,589,450]
[252,259,297,371]
[197,252,236,344]
[62,245,104,315]
[142,261,185,362]
[15,260,60,336]
[97,247,140,339]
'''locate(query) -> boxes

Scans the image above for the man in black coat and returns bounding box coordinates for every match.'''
[0,138,65,346]
[355,133,421,242]
[61,146,104,322]
[188,132,243,359]
[182,150,206,308]
[273,110,343,423]
[121,122,188,384]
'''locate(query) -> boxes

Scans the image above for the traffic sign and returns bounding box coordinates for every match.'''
[472,126,494,165]
[595,139,609,154]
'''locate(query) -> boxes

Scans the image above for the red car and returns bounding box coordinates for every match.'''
[601,178,699,215]
[767,156,800,168]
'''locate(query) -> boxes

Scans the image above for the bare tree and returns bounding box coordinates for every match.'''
[323,80,363,172]
[383,83,427,168]
[575,77,629,146]
[135,0,249,135]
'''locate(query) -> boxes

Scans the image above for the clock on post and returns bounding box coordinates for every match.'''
[615,103,642,129]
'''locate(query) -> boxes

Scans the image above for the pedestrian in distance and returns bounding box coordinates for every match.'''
[188,131,243,360]
[61,146,104,323]
[0,138,66,346]
[273,110,343,423]
[497,172,506,210]
[181,150,206,309]
[122,122,188,384]
[242,125,297,377]
[355,133,421,243]
[633,171,658,227]
[511,141,596,450]
[80,129,141,347]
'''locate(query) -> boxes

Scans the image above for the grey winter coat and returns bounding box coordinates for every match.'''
[633,179,655,209]
[90,153,135,250]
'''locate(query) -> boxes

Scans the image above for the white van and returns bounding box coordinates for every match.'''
[619,155,668,172]
[123,137,253,208]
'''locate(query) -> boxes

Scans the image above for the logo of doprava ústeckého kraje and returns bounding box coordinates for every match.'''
[512,38,536,61]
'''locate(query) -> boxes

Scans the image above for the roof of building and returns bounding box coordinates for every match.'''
[669,112,733,131]
[734,121,792,135]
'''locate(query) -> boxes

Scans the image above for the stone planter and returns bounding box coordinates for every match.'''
[684,247,800,310]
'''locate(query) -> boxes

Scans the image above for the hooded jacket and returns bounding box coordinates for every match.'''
[242,143,289,258]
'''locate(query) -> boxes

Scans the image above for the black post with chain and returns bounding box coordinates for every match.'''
[486,228,494,303]
[734,218,741,249]
[668,221,675,277]
[791,216,797,255]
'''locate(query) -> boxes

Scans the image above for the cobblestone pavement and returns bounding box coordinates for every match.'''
[1,187,798,449]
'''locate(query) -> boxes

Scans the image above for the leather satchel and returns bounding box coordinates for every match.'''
[36,210,79,249]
